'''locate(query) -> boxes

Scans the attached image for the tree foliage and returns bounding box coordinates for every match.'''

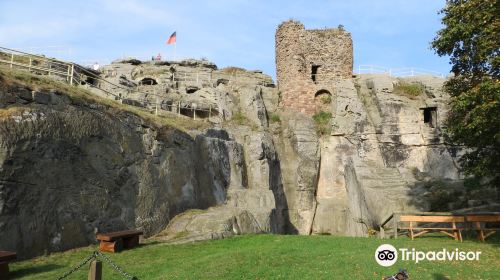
[431,0,499,187]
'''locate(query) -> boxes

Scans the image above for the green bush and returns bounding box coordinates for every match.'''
[270,113,281,123]
[312,111,332,136]
[393,81,424,98]
[232,112,248,125]
[320,95,332,104]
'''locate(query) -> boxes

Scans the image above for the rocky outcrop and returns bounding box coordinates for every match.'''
[153,83,286,242]
[2,55,493,259]
[96,60,275,123]
[154,129,279,243]
[309,75,474,236]
[272,113,320,234]
[0,70,282,258]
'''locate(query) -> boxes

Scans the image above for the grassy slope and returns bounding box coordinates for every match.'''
[0,67,209,132]
[10,235,500,279]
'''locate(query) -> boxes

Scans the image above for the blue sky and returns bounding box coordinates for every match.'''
[0,0,450,80]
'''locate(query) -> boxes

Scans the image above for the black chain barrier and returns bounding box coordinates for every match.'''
[55,251,138,280]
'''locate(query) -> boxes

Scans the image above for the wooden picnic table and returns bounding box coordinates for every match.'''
[380,211,500,241]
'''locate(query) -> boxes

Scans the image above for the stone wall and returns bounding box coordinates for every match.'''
[275,20,353,114]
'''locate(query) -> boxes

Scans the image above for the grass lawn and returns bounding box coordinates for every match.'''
[10,234,500,279]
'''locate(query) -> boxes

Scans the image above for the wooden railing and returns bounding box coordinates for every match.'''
[0,46,221,120]
[0,46,75,84]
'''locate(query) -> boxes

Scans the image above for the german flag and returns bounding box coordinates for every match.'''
[167,31,176,45]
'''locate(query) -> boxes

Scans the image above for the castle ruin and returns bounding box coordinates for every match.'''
[275,20,353,114]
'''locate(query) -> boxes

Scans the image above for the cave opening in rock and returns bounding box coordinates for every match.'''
[422,107,437,127]
[139,77,157,86]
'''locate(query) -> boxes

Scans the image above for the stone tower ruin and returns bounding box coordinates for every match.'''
[275,20,353,114]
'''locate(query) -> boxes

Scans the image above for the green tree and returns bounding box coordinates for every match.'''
[431,0,499,188]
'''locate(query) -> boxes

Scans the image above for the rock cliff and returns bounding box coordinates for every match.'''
[0,67,282,258]
[1,60,494,258]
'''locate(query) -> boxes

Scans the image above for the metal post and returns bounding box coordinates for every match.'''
[88,260,102,280]
[192,103,197,120]
[10,53,13,68]
[178,101,181,114]
[196,72,199,85]
[28,57,32,72]
[393,214,398,239]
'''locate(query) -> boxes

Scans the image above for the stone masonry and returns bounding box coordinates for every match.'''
[275,20,353,114]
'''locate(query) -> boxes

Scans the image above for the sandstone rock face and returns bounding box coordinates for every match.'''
[2,55,492,259]
[154,127,280,243]
[96,60,275,124]
[0,88,274,259]
[0,64,283,258]
[310,75,469,236]
[266,74,495,237]
[271,113,320,234]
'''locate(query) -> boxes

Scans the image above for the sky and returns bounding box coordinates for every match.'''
[0,0,450,80]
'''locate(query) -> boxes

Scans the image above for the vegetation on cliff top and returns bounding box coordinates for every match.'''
[393,81,424,98]
[431,0,499,190]
[312,111,332,135]
[10,234,500,279]
[0,67,209,132]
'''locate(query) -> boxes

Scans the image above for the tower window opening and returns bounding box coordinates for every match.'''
[311,65,321,82]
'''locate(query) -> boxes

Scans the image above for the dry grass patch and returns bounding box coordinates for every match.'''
[393,81,424,99]
[0,67,210,132]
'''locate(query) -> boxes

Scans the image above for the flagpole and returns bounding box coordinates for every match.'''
[174,41,177,61]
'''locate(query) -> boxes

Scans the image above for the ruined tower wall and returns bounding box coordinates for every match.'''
[275,20,353,114]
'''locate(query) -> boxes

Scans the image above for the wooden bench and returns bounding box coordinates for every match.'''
[399,215,465,241]
[0,251,17,278]
[96,229,143,253]
[466,214,500,241]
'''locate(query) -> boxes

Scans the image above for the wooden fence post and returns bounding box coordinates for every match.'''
[69,64,75,85]
[67,64,71,83]
[88,260,102,280]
